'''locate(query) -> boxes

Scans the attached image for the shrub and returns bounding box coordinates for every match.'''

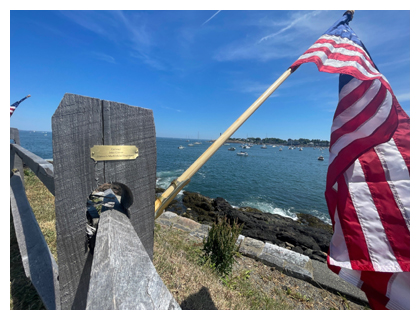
[202,216,243,277]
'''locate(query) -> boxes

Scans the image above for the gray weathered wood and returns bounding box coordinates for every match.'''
[10,172,60,310]
[10,128,24,180]
[52,93,104,310]
[102,99,156,259]
[86,208,180,310]
[10,127,21,145]
[52,93,156,309]
[11,144,55,195]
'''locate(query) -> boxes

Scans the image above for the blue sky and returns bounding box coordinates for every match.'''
[9,9,410,141]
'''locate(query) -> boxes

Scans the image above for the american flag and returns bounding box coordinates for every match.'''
[290,11,410,310]
[10,95,30,117]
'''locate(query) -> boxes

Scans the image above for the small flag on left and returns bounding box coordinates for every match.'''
[10,95,31,117]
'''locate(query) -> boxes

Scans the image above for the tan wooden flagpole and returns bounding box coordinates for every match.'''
[155,68,293,219]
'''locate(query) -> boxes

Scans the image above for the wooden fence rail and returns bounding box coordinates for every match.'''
[10,172,60,310]
[10,93,179,310]
[87,191,180,310]
[11,144,55,195]
[10,128,23,180]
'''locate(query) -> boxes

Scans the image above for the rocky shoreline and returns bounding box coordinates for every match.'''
[158,189,333,263]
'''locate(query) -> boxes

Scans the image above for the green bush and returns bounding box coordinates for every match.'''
[202,216,243,277]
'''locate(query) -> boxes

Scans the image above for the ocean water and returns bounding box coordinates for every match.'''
[16,131,331,224]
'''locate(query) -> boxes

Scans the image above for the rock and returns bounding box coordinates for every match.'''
[297,213,333,233]
[163,191,333,263]
[239,237,265,258]
[189,224,211,240]
[292,246,304,254]
[236,234,245,246]
[165,199,186,215]
[239,207,263,214]
[178,192,217,225]
[258,243,313,281]
[155,187,165,193]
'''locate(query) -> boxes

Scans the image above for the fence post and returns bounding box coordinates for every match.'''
[52,93,156,309]
[86,190,180,309]
[10,128,24,180]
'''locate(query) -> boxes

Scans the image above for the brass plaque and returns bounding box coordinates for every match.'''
[90,145,139,161]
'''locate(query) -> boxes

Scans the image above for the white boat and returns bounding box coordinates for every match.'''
[279,148,282,151]
[194,132,202,144]
[228,147,236,151]
[272,145,276,147]
[299,148,303,151]
[178,145,185,149]
[242,144,251,149]
[188,143,194,147]
[318,156,324,161]
[237,151,248,156]
[261,145,267,149]
[224,143,230,146]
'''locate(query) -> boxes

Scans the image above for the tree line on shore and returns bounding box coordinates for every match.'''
[229,137,330,147]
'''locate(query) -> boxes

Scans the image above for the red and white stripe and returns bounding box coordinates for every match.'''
[10,105,17,117]
[291,30,410,310]
[291,35,383,81]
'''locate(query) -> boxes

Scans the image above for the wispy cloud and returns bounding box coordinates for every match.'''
[202,10,221,26]
[130,52,166,70]
[213,11,329,62]
[60,11,109,37]
[396,92,410,102]
[91,52,116,64]
[231,80,281,98]
[61,10,167,70]
[162,106,182,113]
[258,11,321,43]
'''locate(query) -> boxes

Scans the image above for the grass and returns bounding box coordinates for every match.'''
[11,168,290,310]
[11,168,368,310]
[10,212,46,310]
[22,169,57,260]
[10,169,56,310]
[153,223,290,310]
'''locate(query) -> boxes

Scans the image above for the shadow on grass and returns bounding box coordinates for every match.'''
[10,212,45,310]
[180,286,217,310]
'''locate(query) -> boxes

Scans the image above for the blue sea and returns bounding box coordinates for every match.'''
[16,130,331,224]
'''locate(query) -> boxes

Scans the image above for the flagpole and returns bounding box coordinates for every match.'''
[155,68,293,219]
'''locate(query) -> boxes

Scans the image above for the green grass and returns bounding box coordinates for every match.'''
[11,169,365,310]
[10,212,46,310]
[10,169,56,310]
[153,223,290,310]
[12,170,290,310]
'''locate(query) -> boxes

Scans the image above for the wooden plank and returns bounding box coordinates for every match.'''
[102,99,156,260]
[86,208,180,310]
[11,144,55,196]
[10,128,24,180]
[10,172,60,310]
[10,127,21,145]
[52,93,104,310]
[52,93,157,309]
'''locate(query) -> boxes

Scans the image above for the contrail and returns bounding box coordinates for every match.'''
[259,11,320,43]
[202,10,221,26]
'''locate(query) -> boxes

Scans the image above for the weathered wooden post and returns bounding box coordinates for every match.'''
[86,190,180,309]
[10,128,24,179]
[52,93,158,309]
